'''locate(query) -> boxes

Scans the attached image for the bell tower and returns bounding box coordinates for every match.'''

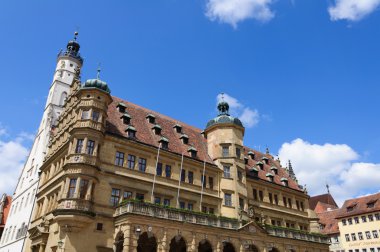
[0,32,84,252]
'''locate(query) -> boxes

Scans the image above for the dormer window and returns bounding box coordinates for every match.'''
[179,134,189,144]
[266,173,274,182]
[244,156,248,165]
[262,156,269,165]
[125,126,136,138]
[281,177,288,187]
[117,102,127,113]
[367,200,377,208]
[188,146,197,158]
[159,137,169,149]
[249,167,258,177]
[270,166,278,175]
[120,113,131,124]
[256,161,264,170]
[200,131,206,139]
[248,151,255,159]
[146,114,156,124]
[152,124,162,135]
[173,124,182,133]
[347,204,357,212]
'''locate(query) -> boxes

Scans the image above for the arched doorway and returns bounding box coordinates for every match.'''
[223,242,235,252]
[169,235,187,252]
[198,239,212,252]
[269,248,280,252]
[115,231,124,252]
[247,245,259,252]
[137,232,157,252]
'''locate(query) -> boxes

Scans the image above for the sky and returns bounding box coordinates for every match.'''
[0,0,379,206]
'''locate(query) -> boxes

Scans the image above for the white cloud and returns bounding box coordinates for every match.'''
[0,126,31,195]
[278,138,380,206]
[216,93,260,128]
[328,0,380,21]
[205,0,275,28]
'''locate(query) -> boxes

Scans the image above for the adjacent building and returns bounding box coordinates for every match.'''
[24,37,329,252]
[0,194,12,240]
[0,34,83,252]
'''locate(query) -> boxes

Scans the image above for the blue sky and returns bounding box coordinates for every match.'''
[0,0,379,204]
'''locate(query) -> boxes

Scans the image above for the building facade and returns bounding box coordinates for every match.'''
[0,34,83,252]
[25,38,329,252]
[336,193,380,252]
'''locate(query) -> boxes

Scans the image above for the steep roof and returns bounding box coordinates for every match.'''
[309,193,338,210]
[314,201,339,214]
[316,208,340,235]
[336,192,380,219]
[106,96,301,190]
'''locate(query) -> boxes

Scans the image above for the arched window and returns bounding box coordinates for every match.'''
[115,231,124,252]
[198,239,212,252]
[169,235,187,252]
[137,232,157,252]
[222,242,235,252]
[59,92,68,106]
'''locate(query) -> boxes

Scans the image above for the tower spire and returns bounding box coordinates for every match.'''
[97,64,101,79]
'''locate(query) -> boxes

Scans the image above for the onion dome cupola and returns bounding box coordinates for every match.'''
[82,66,111,93]
[205,98,244,130]
[58,31,83,64]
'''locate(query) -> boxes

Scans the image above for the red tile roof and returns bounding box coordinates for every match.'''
[106,96,301,190]
[336,192,380,219]
[309,194,338,210]
[314,201,339,214]
[316,208,340,235]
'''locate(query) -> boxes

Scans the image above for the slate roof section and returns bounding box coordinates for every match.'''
[105,96,301,190]
[309,194,338,210]
[335,192,380,219]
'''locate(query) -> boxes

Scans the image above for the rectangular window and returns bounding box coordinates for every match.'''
[225,193,232,206]
[342,219,347,226]
[92,110,100,121]
[253,189,258,201]
[86,140,95,155]
[366,231,371,239]
[236,148,241,158]
[135,193,144,201]
[123,191,132,200]
[296,200,300,210]
[165,165,171,178]
[223,166,231,178]
[115,151,125,166]
[81,110,89,119]
[127,130,136,138]
[154,197,161,205]
[237,170,243,182]
[375,213,380,220]
[300,201,304,211]
[127,155,136,169]
[156,162,163,176]
[222,146,229,157]
[202,206,207,213]
[209,177,214,189]
[354,217,359,224]
[110,188,120,207]
[274,194,279,205]
[358,232,363,240]
[209,208,214,214]
[283,196,287,207]
[345,234,350,242]
[239,197,244,210]
[351,233,357,241]
[368,215,374,221]
[288,198,292,208]
[188,203,193,210]
[188,171,193,184]
[79,179,89,199]
[138,158,147,172]
[179,201,185,209]
[348,218,353,225]
[201,175,206,188]
[67,178,77,198]
[259,191,264,202]
[372,230,379,239]
[269,193,273,204]
[75,139,84,153]
[362,216,367,222]
[181,169,186,182]
[370,249,375,252]
[163,199,170,206]
[363,249,367,252]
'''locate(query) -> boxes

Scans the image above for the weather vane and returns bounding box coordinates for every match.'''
[97,63,101,79]
[74,31,79,41]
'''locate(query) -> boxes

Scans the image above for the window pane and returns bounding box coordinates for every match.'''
[138,158,146,172]
[86,140,95,155]
[188,171,193,184]
[75,139,84,153]
[165,165,171,178]
[127,155,136,169]
[67,178,77,198]
[79,179,89,199]
[156,162,162,176]
[115,152,125,166]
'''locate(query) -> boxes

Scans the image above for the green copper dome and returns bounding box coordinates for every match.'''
[83,78,111,93]
[206,100,243,129]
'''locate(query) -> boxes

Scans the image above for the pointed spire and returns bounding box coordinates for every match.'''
[326,183,330,194]
[217,92,230,115]
[288,160,296,180]
[97,64,101,79]
[266,147,270,155]
[74,31,79,41]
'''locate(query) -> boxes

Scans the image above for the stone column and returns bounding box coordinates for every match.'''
[83,138,88,154]
[86,180,93,201]
[122,225,131,252]
[161,230,167,252]
[38,244,46,252]
[216,240,221,252]
[63,177,70,198]
[74,177,81,198]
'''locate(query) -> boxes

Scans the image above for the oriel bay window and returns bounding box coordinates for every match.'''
[86,140,95,155]
[75,139,84,153]
[223,166,231,178]
[79,179,89,199]
[224,193,232,207]
[67,178,77,198]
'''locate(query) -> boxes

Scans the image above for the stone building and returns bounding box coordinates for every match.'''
[25,37,329,252]
[0,194,12,240]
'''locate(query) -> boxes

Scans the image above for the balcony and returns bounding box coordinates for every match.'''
[265,225,329,244]
[53,198,95,219]
[115,201,240,230]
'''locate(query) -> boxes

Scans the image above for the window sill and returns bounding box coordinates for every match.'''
[222,177,233,180]
[223,205,235,209]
